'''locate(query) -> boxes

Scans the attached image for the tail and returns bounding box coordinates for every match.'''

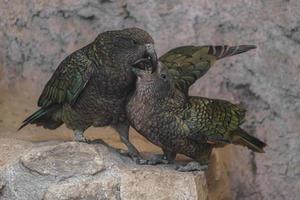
[18,105,61,130]
[232,128,266,153]
[207,45,256,60]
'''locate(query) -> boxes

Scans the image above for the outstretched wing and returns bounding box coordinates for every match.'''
[159,46,215,95]
[38,52,95,108]
[159,45,256,95]
[186,97,246,144]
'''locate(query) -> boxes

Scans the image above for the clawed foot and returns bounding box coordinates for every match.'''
[116,148,150,165]
[74,137,90,143]
[149,154,172,165]
[75,138,109,147]
[117,149,169,165]
[175,161,208,172]
[85,139,107,145]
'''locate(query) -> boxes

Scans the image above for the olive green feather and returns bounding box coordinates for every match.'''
[38,54,94,107]
[159,45,256,95]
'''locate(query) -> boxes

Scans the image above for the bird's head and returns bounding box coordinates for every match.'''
[132,60,174,98]
[95,27,157,72]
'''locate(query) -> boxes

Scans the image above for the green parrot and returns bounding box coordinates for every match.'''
[127,57,266,171]
[19,28,158,163]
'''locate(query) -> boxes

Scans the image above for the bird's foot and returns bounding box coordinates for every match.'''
[73,130,90,143]
[85,139,107,145]
[148,154,172,165]
[116,148,132,156]
[132,155,156,165]
[116,149,162,165]
[175,161,208,172]
[74,137,90,143]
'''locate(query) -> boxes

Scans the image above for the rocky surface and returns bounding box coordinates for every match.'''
[1,0,300,199]
[0,140,208,200]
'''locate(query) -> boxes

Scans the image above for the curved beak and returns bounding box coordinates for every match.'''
[145,43,158,72]
[132,43,158,73]
[131,67,143,77]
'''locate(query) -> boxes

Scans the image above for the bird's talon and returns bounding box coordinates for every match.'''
[133,157,149,165]
[175,162,208,172]
[116,149,132,157]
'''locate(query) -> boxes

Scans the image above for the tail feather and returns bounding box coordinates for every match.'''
[208,45,256,60]
[232,128,266,153]
[18,105,60,130]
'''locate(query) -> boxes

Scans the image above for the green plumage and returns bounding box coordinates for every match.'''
[160,45,256,95]
[19,28,158,162]
[127,62,266,166]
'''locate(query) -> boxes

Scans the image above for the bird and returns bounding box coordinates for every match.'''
[19,27,158,163]
[126,61,266,171]
[127,44,257,160]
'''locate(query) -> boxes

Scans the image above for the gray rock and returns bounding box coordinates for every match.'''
[120,167,207,200]
[44,176,120,200]
[0,141,207,200]
[20,142,105,177]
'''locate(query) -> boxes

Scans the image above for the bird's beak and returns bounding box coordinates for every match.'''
[131,67,144,77]
[145,43,158,72]
[132,43,157,73]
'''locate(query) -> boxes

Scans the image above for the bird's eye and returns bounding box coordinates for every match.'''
[132,40,138,45]
[160,73,167,79]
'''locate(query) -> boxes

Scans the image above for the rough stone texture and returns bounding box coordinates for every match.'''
[20,142,105,177]
[120,167,208,200]
[44,177,121,200]
[1,0,300,200]
[0,141,207,200]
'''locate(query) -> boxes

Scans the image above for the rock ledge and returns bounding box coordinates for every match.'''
[0,140,208,200]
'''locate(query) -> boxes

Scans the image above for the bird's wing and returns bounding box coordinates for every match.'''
[158,112,192,138]
[38,52,95,107]
[186,97,246,144]
[159,46,216,95]
[159,45,256,95]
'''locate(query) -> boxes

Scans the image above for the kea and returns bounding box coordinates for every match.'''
[19,28,158,163]
[126,61,266,171]
[126,44,257,160]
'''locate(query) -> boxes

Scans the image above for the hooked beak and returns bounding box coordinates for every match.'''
[131,43,157,74]
[131,67,143,77]
[145,43,158,72]
[131,57,152,77]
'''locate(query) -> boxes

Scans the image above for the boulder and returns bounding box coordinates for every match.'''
[0,140,208,200]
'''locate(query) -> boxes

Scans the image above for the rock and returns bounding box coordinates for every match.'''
[0,140,208,200]
[20,142,105,177]
[44,176,120,200]
[120,167,207,200]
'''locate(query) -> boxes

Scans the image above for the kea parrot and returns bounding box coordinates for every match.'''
[127,48,266,171]
[19,28,158,163]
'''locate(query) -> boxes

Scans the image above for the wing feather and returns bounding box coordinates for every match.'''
[160,45,256,95]
[186,97,246,143]
[159,46,216,95]
[38,52,95,107]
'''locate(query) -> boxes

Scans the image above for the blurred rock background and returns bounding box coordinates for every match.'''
[0,0,299,199]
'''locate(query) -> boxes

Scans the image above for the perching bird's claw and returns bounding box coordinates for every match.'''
[85,139,108,146]
[175,161,208,172]
[133,156,153,165]
[117,149,164,165]
[116,148,145,164]
[149,154,172,164]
